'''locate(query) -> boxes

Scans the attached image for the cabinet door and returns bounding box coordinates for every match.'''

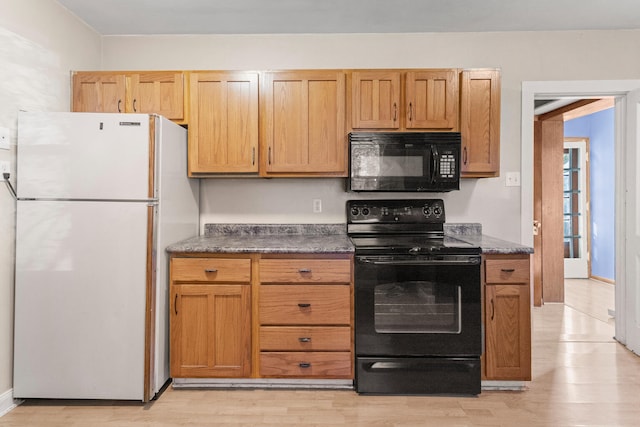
[351,71,401,129]
[261,71,346,175]
[129,72,185,120]
[485,283,531,380]
[405,69,458,130]
[170,284,251,378]
[189,72,259,174]
[460,69,501,177]
[72,72,126,113]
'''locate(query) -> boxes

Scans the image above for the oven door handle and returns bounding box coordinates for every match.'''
[357,257,480,266]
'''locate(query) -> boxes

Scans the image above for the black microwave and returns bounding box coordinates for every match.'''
[348,132,461,192]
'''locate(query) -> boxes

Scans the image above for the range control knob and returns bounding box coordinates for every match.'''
[361,207,370,216]
[350,207,360,216]
[423,206,432,216]
[433,206,442,216]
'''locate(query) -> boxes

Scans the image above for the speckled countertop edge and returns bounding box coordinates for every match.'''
[167,224,354,254]
[167,223,532,255]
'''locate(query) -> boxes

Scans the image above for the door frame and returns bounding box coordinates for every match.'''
[563,137,590,279]
[522,80,640,346]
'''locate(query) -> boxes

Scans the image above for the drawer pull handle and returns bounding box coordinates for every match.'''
[298,303,311,308]
[299,362,311,368]
[501,268,515,273]
[298,268,312,273]
[298,337,312,343]
[204,268,218,273]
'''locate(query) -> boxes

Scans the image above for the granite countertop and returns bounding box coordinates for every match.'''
[444,223,533,254]
[166,224,354,254]
[167,223,533,255]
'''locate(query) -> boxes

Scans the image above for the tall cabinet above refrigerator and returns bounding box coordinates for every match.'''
[13,112,199,401]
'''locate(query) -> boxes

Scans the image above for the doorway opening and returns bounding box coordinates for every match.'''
[522,79,640,355]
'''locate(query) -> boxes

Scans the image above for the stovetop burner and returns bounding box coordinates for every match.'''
[349,235,480,255]
[347,199,480,256]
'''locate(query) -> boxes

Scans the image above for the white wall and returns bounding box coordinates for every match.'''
[0,0,101,409]
[98,31,640,238]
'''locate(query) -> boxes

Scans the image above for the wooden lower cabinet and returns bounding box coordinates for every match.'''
[170,256,252,378]
[258,255,354,379]
[170,253,354,380]
[483,254,532,381]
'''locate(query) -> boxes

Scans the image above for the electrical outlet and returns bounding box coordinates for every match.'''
[312,199,322,213]
[506,172,521,187]
[0,127,9,150]
[0,161,9,174]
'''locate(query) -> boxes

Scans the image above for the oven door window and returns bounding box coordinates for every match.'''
[374,281,461,334]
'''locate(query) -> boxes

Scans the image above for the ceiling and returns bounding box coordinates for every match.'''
[56,0,640,35]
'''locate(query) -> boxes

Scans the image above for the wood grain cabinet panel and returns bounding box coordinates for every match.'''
[460,69,501,177]
[72,72,126,114]
[170,255,252,379]
[188,72,259,175]
[259,326,351,351]
[259,352,352,378]
[72,71,185,120]
[257,255,354,380]
[259,285,351,325]
[259,259,351,284]
[405,69,458,130]
[261,71,347,176]
[128,71,185,120]
[170,283,251,378]
[351,71,401,129]
[484,254,532,381]
[171,257,251,283]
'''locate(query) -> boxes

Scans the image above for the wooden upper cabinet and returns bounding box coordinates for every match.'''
[128,71,184,120]
[188,72,259,175]
[72,71,185,121]
[405,69,458,130]
[72,73,126,113]
[261,71,347,176]
[460,69,501,177]
[351,71,401,129]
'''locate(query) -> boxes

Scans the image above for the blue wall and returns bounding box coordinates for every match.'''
[564,108,615,281]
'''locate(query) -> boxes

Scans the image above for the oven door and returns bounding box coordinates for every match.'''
[354,254,482,357]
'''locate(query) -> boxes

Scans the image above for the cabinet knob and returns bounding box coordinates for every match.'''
[299,362,311,368]
[298,303,311,308]
[204,268,218,273]
[298,337,312,343]
[501,268,515,273]
[298,268,312,273]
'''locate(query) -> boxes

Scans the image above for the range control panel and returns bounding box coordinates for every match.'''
[347,199,445,224]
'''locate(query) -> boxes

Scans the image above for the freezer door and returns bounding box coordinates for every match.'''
[17,112,151,200]
[14,200,149,400]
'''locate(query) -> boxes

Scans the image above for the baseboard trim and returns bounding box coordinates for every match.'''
[172,378,354,389]
[0,388,23,417]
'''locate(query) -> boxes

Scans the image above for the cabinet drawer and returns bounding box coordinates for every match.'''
[260,352,352,378]
[171,258,251,283]
[259,285,350,325]
[485,258,530,283]
[259,259,351,284]
[260,326,351,351]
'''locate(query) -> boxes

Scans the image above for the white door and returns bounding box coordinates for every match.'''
[563,139,589,278]
[625,88,640,355]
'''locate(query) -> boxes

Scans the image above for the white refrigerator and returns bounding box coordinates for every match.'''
[13,112,199,401]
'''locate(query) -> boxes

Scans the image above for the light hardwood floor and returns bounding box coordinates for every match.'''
[2,279,639,426]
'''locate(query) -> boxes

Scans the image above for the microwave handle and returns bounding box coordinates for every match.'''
[430,145,439,183]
